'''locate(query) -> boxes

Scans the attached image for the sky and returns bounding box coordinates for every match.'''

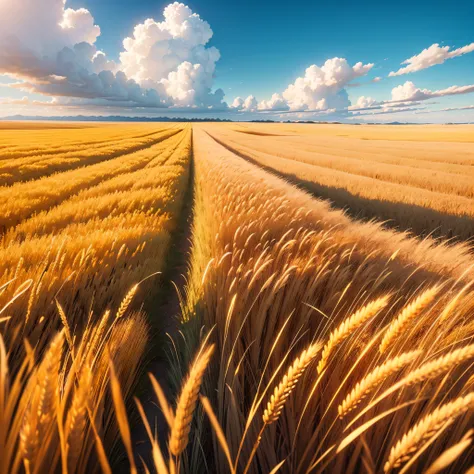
[0,0,473,122]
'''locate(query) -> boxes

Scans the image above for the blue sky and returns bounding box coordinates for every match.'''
[0,0,473,121]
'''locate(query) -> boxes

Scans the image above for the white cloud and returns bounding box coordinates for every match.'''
[440,105,474,112]
[0,0,100,58]
[231,97,244,109]
[348,96,378,110]
[391,81,474,102]
[258,93,289,111]
[349,105,426,118]
[119,2,224,108]
[231,95,258,112]
[0,96,59,107]
[249,58,373,116]
[0,1,226,111]
[389,42,474,76]
[243,95,258,111]
[281,58,373,111]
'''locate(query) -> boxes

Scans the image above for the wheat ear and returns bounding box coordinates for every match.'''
[169,344,215,457]
[403,343,474,387]
[55,299,74,350]
[343,343,474,429]
[339,350,420,418]
[318,295,390,374]
[116,284,138,319]
[385,393,474,472]
[264,342,322,424]
[379,286,439,354]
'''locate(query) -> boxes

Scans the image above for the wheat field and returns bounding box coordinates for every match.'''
[201,123,474,241]
[1,121,474,474]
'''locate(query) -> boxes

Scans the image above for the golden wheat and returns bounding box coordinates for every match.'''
[203,123,474,240]
[3,121,474,474]
[379,285,440,354]
[173,126,474,474]
[169,344,215,457]
[263,342,322,424]
[338,350,421,417]
[385,393,474,471]
[318,295,390,373]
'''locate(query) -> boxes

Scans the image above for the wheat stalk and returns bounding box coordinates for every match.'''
[263,341,322,424]
[317,295,390,374]
[385,393,474,472]
[169,344,215,457]
[20,332,64,469]
[424,429,473,474]
[339,350,420,418]
[379,286,439,354]
[66,366,91,471]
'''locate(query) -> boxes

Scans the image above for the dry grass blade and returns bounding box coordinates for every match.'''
[149,373,175,428]
[264,341,322,424]
[385,393,474,472]
[135,397,169,474]
[169,343,215,457]
[109,359,137,474]
[200,395,235,472]
[0,279,32,315]
[318,295,390,374]
[87,406,113,474]
[424,429,473,474]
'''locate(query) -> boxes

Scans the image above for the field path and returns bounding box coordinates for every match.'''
[130,151,195,470]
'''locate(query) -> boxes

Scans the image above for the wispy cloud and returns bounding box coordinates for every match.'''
[390,81,474,102]
[389,42,474,76]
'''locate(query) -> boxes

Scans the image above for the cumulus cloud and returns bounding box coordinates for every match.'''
[391,81,474,102]
[248,58,373,117]
[348,96,378,110]
[0,1,226,110]
[258,93,289,111]
[0,0,100,59]
[119,3,225,108]
[231,95,259,112]
[389,42,474,76]
[231,97,244,109]
[281,58,373,111]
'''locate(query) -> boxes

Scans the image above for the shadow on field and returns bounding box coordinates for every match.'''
[120,146,195,472]
[208,133,474,244]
